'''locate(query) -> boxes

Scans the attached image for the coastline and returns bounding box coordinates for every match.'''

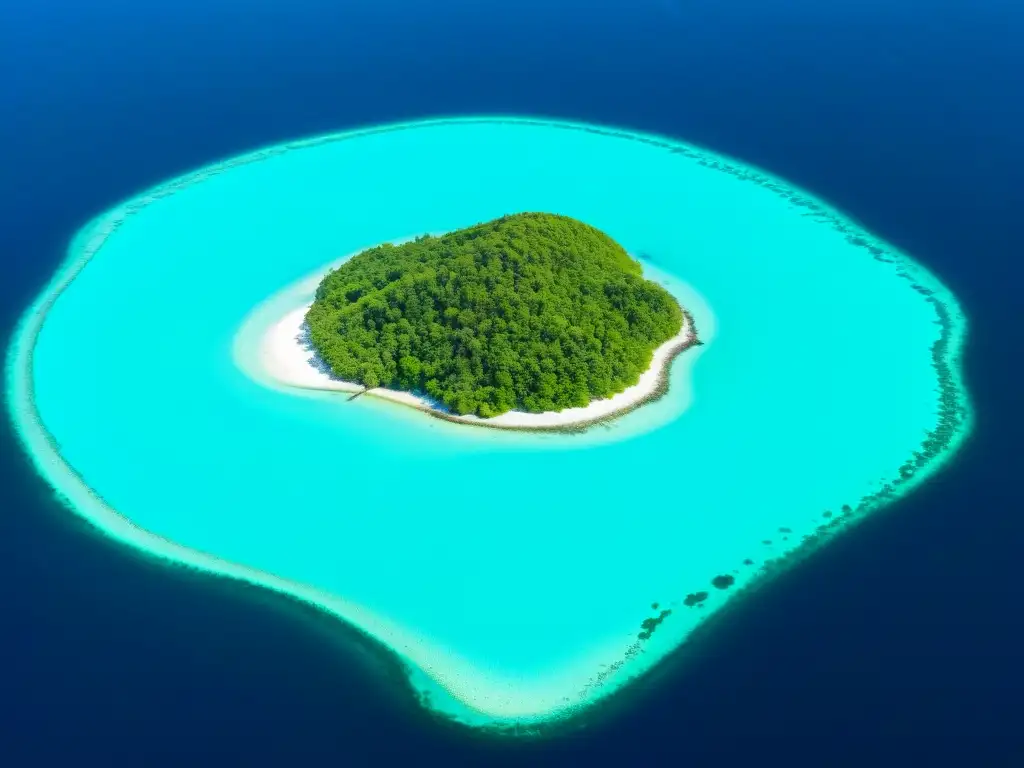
[257,296,700,432]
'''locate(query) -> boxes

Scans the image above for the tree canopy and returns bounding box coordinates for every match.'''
[305,212,683,417]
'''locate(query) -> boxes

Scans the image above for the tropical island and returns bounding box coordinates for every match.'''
[297,212,695,425]
[16,117,971,730]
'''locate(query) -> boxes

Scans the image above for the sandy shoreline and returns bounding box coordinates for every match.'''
[258,298,698,430]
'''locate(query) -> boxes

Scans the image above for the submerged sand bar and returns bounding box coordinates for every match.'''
[8,116,971,731]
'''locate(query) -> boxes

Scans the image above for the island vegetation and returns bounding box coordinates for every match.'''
[305,212,684,417]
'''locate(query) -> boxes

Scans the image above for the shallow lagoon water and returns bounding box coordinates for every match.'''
[9,117,970,729]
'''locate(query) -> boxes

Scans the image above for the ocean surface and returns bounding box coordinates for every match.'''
[2,1,1021,765]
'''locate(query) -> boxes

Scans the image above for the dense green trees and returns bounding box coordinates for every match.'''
[305,213,683,417]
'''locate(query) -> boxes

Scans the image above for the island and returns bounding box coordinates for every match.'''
[254,213,699,430]
[301,213,691,424]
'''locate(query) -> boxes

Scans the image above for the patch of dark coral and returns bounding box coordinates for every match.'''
[637,608,673,640]
[683,591,709,607]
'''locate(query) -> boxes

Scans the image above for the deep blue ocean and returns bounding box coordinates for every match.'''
[1,1,1021,765]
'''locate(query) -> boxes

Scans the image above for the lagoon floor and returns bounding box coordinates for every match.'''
[7,116,971,729]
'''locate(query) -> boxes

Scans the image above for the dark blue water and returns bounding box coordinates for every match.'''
[2,1,1021,764]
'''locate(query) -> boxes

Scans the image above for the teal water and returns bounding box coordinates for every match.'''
[9,117,970,729]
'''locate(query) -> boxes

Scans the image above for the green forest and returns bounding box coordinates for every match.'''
[305,213,684,417]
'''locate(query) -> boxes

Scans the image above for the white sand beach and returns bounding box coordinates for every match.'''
[258,300,696,430]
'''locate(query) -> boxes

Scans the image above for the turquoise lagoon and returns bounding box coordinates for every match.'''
[7,117,971,730]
